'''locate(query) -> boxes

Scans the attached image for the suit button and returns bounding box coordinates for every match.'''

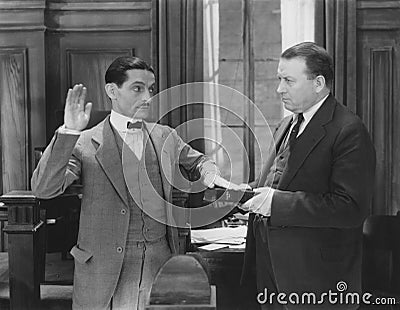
[121,209,126,215]
[116,247,123,253]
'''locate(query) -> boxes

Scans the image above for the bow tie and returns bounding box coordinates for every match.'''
[127,121,142,129]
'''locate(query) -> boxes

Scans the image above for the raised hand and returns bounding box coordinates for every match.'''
[64,84,93,131]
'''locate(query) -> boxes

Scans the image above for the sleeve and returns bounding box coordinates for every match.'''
[31,129,82,199]
[270,121,376,229]
[169,127,217,181]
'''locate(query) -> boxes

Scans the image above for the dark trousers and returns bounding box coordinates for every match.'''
[253,214,284,310]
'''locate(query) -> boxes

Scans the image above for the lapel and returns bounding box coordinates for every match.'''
[257,116,292,187]
[278,94,337,189]
[92,115,129,207]
[143,121,172,199]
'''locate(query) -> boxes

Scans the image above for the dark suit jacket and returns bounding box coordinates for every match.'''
[242,95,376,309]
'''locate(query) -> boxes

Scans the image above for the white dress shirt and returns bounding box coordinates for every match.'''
[109,110,144,160]
[250,94,329,216]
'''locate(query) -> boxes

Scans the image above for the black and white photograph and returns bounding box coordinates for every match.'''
[0,0,399,309]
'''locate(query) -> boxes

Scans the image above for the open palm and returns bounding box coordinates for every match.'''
[64,84,93,131]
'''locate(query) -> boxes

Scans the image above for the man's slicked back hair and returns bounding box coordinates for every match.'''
[281,42,334,89]
[105,56,155,87]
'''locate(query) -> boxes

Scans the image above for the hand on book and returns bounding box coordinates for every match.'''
[203,174,245,191]
[238,186,274,216]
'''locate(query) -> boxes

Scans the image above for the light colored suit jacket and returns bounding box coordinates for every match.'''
[32,116,209,308]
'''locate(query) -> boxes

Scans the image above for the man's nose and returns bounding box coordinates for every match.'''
[142,88,151,101]
[277,80,285,93]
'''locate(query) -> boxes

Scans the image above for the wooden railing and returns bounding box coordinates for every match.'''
[1,191,45,310]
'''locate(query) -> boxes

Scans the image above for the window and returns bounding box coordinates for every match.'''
[203,0,315,184]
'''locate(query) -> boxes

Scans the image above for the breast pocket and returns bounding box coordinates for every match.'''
[70,244,93,264]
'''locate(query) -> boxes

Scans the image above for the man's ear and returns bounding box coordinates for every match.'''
[314,75,326,93]
[105,83,117,100]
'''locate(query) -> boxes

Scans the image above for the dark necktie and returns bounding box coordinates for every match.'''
[127,121,142,129]
[288,113,304,146]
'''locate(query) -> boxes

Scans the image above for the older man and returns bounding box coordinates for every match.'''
[240,42,376,309]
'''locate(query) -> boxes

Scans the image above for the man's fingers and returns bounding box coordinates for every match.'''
[78,87,88,106]
[239,199,251,211]
[226,183,244,191]
[235,183,252,191]
[203,172,217,188]
[65,88,73,106]
[69,84,79,104]
[84,102,93,117]
[254,186,272,193]
[69,84,83,107]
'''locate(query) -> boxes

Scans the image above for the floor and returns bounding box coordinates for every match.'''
[0,252,73,309]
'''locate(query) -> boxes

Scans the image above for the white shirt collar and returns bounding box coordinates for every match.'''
[292,93,329,124]
[110,110,142,132]
[287,93,330,139]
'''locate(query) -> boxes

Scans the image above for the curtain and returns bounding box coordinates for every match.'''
[155,0,205,212]
[314,0,357,112]
[280,0,315,117]
[280,0,315,51]
[155,0,204,148]
[203,0,224,170]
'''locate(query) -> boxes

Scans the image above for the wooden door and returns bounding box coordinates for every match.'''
[357,0,400,215]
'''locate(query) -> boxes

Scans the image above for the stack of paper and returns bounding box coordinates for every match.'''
[191,226,247,244]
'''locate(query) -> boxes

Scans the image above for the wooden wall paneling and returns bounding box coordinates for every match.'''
[392,35,400,216]
[45,1,152,138]
[357,1,400,215]
[0,49,29,195]
[45,1,151,32]
[0,0,46,184]
[357,1,400,31]
[0,0,45,32]
[66,49,134,111]
[44,32,63,141]
[368,48,394,215]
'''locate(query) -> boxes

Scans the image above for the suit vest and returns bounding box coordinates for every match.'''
[112,125,167,242]
[264,129,292,189]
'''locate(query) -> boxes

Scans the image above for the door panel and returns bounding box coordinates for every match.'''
[357,1,400,215]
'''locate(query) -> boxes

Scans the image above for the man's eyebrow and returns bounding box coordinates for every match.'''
[277,73,294,79]
[128,81,146,86]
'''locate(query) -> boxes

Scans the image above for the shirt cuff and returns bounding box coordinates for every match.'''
[58,124,82,135]
[254,188,275,217]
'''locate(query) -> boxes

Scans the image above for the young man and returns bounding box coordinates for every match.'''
[32,56,229,309]
[240,42,376,309]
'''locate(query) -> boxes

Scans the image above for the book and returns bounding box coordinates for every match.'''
[203,186,259,204]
